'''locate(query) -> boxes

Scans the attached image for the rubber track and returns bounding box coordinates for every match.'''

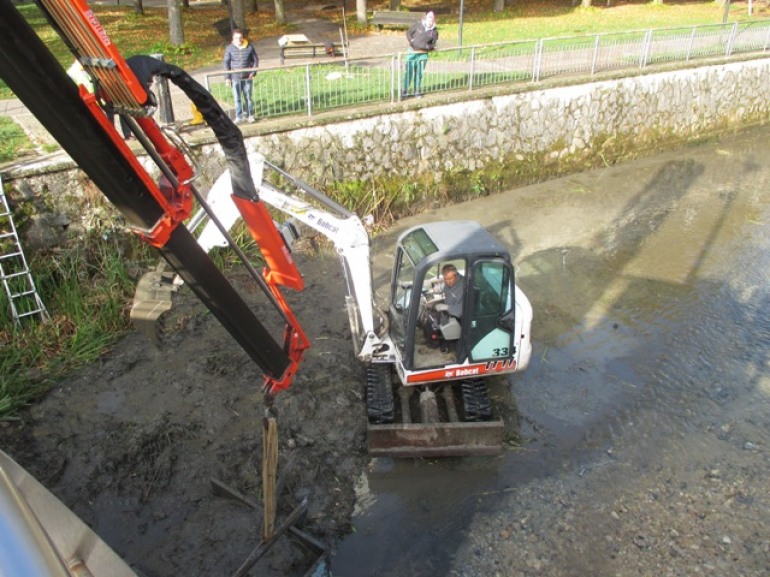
[460,378,493,422]
[366,365,394,424]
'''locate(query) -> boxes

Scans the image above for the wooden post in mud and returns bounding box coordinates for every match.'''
[262,415,278,540]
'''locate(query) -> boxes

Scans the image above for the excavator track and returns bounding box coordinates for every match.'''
[366,364,394,424]
[460,378,493,422]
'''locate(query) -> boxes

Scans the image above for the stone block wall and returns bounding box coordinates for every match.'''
[203,59,770,186]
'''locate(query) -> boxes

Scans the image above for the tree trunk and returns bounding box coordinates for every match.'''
[389,0,401,9]
[274,0,285,24]
[168,0,184,45]
[356,0,367,25]
[134,0,144,15]
[246,0,258,13]
[494,0,504,12]
[231,0,246,29]
[182,0,189,7]
[581,0,592,7]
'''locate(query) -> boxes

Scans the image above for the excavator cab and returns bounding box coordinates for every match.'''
[388,221,530,384]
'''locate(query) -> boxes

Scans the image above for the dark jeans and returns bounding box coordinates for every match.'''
[233,78,254,120]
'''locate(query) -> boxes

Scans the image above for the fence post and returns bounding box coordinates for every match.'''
[590,35,600,75]
[396,53,402,100]
[469,46,476,92]
[725,22,738,57]
[305,65,312,117]
[764,21,770,52]
[639,30,652,68]
[391,55,398,102]
[532,39,543,83]
[151,53,175,124]
[687,26,696,61]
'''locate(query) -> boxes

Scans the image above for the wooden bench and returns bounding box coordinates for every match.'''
[371,10,420,30]
[279,42,346,65]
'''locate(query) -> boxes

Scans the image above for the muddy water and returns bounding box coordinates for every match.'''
[333,128,770,576]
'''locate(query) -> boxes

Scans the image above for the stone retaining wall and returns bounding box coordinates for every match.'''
[4,58,770,249]
[232,59,770,185]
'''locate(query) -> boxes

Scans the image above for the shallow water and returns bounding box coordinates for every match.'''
[333,128,770,576]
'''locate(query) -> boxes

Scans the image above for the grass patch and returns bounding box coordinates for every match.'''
[0,230,152,419]
[440,0,763,44]
[0,116,33,163]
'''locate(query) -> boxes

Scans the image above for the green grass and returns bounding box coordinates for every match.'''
[0,116,33,162]
[440,0,764,44]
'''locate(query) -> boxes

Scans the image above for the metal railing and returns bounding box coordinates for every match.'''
[203,19,770,122]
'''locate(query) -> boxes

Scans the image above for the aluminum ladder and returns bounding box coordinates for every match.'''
[0,176,48,324]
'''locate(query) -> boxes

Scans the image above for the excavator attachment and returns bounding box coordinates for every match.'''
[130,263,176,346]
[368,421,504,457]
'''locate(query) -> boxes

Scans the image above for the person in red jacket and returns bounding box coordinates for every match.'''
[224,29,259,123]
[402,11,438,99]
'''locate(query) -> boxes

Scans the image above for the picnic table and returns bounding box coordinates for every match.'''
[278,34,346,65]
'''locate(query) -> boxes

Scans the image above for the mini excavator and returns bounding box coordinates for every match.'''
[0,0,532,574]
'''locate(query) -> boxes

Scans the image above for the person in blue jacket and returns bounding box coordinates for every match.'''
[402,11,438,99]
[224,29,259,123]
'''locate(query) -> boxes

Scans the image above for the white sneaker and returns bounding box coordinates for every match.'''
[234,117,243,124]
[247,116,255,123]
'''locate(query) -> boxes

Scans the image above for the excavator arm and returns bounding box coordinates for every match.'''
[0,0,309,394]
[189,153,394,365]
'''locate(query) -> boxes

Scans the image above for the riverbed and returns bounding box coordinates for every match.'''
[333,127,770,577]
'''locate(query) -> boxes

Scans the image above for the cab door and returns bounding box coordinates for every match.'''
[465,259,515,363]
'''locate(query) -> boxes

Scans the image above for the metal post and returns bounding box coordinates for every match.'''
[396,53,402,100]
[726,22,738,57]
[532,39,543,83]
[459,0,465,47]
[590,35,600,75]
[687,26,696,61]
[151,53,175,124]
[763,21,770,52]
[305,65,312,116]
[639,30,652,69]
[468,46,476,91]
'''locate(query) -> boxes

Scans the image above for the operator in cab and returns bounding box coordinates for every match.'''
[421,263,465,352]
[435,264,463,320]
